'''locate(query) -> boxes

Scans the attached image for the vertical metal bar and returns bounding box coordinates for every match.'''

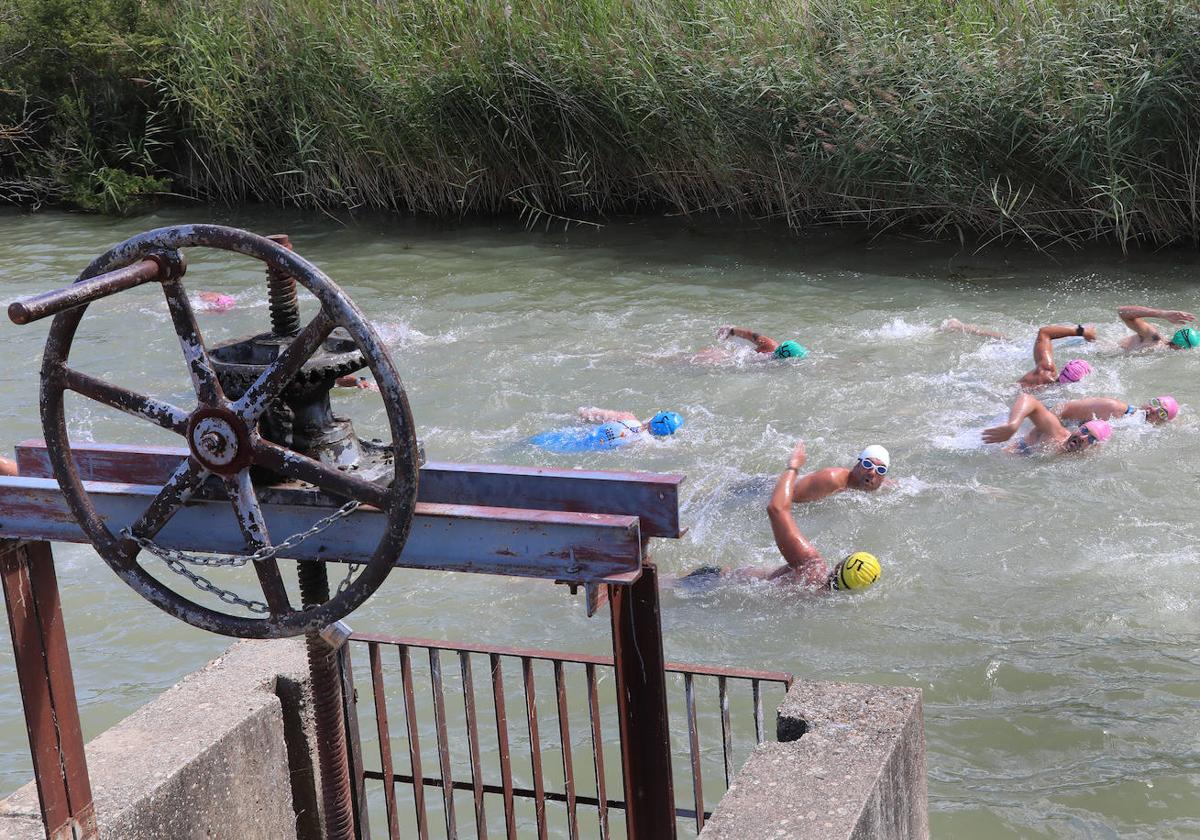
[369,643,401,839]
[339,645,372,840]
[585,663,610,840]
[522,657,548,840]
[428,649,457,838]
[490,654,517,840]
[752,680,764,744]
[718,676,733,788]
[0,540,98,840]
[553,661,579,840]
[608,561,676,840]
[399,645,429,838]
[459,652,488,839]
[684,673,705,833]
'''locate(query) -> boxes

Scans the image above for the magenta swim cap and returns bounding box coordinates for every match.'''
[1081,419,1112,443]
[1155,395,1179,421]
[1058,359,1092,383]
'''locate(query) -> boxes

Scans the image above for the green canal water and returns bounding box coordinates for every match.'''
[0,208,1197,838]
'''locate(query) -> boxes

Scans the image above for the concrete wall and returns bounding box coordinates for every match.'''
[0,639,319,840]
[700,680,928,840]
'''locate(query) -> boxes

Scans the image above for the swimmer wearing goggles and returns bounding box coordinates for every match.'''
[576,407,684,441]
[984,393,1112,454]
[1118,305,1198,351]
[1056,395,1180,426]
[785,441,892,504]
[942,319,1097,388]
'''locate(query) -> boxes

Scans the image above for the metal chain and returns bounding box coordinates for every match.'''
[121,499,363,613]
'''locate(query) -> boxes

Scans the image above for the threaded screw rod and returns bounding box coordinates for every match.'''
[266,233,301,337]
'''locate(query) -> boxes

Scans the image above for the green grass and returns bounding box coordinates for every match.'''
[5,0,1200,246]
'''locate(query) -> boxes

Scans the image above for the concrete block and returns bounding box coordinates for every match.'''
[0,639,315,840]
[699,680,928,840]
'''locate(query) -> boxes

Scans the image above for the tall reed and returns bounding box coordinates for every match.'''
[7,0,1200,246]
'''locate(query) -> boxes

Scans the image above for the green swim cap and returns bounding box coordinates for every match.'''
[1170,327,1199,349]
[773,340,808,360]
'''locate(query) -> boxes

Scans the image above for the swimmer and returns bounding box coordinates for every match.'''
[1056,395,1179,426]
[716,326,808,360]
[786,440,891,503]
[530,407,684,452]
[334,375,378,391]
[983,393,1111,453]
[0,456,16,477]
[942,318,1096,387]
[679,443,881,592]
[196,291,237,312]
[1117,305,1198,351]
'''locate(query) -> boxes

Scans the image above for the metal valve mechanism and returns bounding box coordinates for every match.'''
[9,224,421,639]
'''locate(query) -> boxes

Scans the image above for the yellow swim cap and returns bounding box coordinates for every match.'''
[832,552,881,591]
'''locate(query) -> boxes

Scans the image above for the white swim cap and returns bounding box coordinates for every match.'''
[858,444,890,467]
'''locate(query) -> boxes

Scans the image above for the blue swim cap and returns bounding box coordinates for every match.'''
[648,411,683,436]
[773,340,808,360]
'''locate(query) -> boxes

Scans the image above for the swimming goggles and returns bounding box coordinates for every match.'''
[857,458,888,475]
[1080,428,1101,446]
[1147,398,1170,421]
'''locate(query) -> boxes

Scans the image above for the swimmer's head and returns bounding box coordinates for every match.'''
[773,340,808,360]
[1170,327,1199,349]
[1143,395,1179,425]
[828,552,881,591]
[647,411,684,437]
[1066,419,1111,451]
[1057,359,1092,383]
[852,444,890,490]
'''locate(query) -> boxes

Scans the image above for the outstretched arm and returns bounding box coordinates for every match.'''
[766,443,830,586]
[983,393,1064,444]
[1057,397,1128,424]
[1118,306,1196,342]
[718,325,779,354]
[940,318,1008,339]
[578,406,639,424]
[0,456,17,477]
[1032,324,1094,370]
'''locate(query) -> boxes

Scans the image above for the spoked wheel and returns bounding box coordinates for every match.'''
[37,225,419,638]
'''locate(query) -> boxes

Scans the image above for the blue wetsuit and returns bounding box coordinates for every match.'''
[529,420,645,453]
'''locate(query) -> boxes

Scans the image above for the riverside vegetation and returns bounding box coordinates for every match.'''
[3,0,1200,247]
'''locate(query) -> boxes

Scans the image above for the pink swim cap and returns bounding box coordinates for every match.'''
[211,293,236,310]
[1081,419,1112,443]
[1058,359,1092,383]
[1156,395,1179,421]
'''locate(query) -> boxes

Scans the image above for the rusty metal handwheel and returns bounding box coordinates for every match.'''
[35,224,419,638]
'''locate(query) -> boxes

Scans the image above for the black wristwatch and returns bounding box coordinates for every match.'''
[1075,324,1085,336]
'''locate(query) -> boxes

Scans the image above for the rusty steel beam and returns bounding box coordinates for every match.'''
[0,540,97,840]
[0,476,642,583]
[608,561,676,840]
[15,441,685,537]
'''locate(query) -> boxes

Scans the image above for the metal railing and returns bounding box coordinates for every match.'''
[343,633,793,839]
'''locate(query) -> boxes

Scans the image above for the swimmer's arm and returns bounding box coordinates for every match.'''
[577,406,639,424]
[0,456,17,477]
[767,454,830,586]
[1056,397,1125,424]
[723,326,779,354]
[1032,325,1087,370]
[939,319,1008,340]
[1117,306,1194,342]
[984,393,1062,444]
[790,468,846,504]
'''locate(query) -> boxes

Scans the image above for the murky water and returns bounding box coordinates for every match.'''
[1,208,1198,838]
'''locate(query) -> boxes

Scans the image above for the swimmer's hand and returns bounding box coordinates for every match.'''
[1082,325,1097,342]
[787,440,807,469]
[716,325,733,341]
[1166,310,1197,325]
[982,422,1019,444]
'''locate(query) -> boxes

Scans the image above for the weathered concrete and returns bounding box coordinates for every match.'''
[700,680,928,840]
[0,639,321,840]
